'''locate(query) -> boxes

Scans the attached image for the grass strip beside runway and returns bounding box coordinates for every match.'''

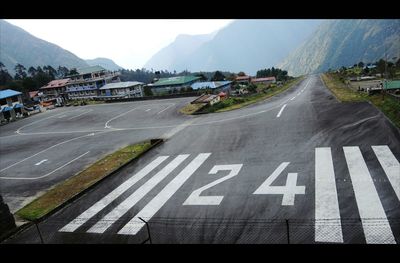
[180,77,304,115]
[214,77,304,113]
[322,73,400,128]
[16,140,153,221]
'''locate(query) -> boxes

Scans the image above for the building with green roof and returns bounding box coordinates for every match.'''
[148,76,201,95]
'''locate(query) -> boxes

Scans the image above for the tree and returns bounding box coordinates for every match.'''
[247,83,257,93]
[211,71,226,81]
[195,73,207,81]
[14,63,27,80]
[0,62,13,86]
[68,68,79,76]
[57,66,70,79]
[357,61,364,68]
[28,66,37,77]
[376,59,386,77]
[237,71,246,76]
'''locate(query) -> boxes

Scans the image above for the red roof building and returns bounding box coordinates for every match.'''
[236,75,251,83]
[40,78,70,99]
[251,77,276,84]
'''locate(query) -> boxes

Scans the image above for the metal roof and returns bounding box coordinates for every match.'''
[0,89,22,100]
[191,81,232,90]
[41,78,70,89]
[77,65,107,75]
[99,81,144,90]
[385,80,400,90]
[151,76,201,87]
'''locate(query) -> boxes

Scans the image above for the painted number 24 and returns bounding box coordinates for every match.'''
[183,162,305,206]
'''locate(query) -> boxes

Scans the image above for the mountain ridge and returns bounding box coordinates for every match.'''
[0,20,89,75]
[278,19,400,76]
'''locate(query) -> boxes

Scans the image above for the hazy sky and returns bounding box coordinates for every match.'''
[5,19,233,70]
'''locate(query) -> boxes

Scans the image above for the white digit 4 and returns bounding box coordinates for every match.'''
[183,164,243,205]
[253,162,305,205]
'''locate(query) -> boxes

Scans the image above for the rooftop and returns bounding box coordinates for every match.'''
[385,80,400,90]
[41,78,70,89]
[99,81,144,90]
[28,91,39,98]
[0,89,22,100]
[252,77,276,82]
[191,81,232,90]
[236,75,251,80]
[150,76,201,87]
[78,65,107,75]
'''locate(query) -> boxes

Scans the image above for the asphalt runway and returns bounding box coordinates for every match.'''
[2,75,400,244]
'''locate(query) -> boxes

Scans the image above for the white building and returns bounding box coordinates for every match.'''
[98,81,144,99]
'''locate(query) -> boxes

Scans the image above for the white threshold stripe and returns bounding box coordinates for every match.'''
[118,153,211,235]
[372,145,400,201]
[0,151,90,180]
[343,146,396,244]
[290,97,296,101]
[87,154,189,233]
[315,147,343,243]
[59,156,169,233]
[0,133,95,173]
[276,104,287,118]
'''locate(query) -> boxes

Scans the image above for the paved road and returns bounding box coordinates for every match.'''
[2,75,400,243]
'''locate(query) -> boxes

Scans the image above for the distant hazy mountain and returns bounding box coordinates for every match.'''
[144,32,217,72]
[0,20,89,75]
[144,20,323,75]
[85,57,124,71]
[278,19,400,76]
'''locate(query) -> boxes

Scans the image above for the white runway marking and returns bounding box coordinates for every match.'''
[0,133,95,173]
[253,162,305,206]
[343,146,395,244]
[276,104,287,118]
[145,109,151,112]
[88,154,189,233]
[68,109,93,120]
[11,78,305,136]
[104,107,138,128]
[58,115,67,118]
[372,145,400,201]
[290,97,296,101]
[16,111,72,134]
[315,147,343,243]
[59,156,169,233]
[118,153,211,235]
[157,104,175,115]
[0,151,90,180]
[183,164,243,205]
[35,159,48,166]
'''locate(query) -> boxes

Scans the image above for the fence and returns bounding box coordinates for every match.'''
[3,217,399,244]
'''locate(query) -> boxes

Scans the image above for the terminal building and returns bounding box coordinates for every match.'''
[65,66,121,100]
[147,75,201,95]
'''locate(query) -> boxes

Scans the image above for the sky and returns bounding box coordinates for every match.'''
[5,19,233,70]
